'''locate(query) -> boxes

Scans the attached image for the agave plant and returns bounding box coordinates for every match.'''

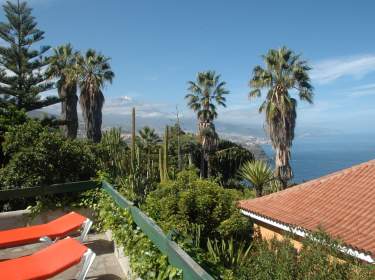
[207,238,252,269]
[239,160,275,197]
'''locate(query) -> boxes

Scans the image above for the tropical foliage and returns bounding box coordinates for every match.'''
[0,120,98,192]
[97,191,182,279]
[239,160,274,197]
[236,232,374,280]
[145,170,253,243]
[1,2,371,279]
[0,106,27,165]
[249,47,313,188]
[139,126,160,178]
[46,44,79,138]
[210,140,254,186]
[186,71,229,177]
[77,49,114,142]
[99,127,129,178]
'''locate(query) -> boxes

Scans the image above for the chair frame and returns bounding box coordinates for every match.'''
[77,248,96,280]
[39,218,93,244]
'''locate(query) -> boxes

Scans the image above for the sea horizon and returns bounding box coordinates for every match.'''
[262,131,375,183]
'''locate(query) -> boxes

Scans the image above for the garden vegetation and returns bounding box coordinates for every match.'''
[0,1,374,279]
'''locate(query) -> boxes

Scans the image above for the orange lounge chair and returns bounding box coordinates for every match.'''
[0,237,96,280]
[0,211,92,248]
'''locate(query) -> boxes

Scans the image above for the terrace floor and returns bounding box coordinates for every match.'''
[0,233,125,280]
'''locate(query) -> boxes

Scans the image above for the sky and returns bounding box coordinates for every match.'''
[3,0,375,137]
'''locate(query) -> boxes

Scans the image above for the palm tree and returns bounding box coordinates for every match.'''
[249,47,313,188]
[139,126,160,178]
[46,44,79,138]
[185,71,229,177]
[239,160,274,197]
[77,49,114,142]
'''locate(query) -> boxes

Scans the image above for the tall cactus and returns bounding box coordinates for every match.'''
[159,147,164,181]
[164,126,169,179]
[131,107,136,171]
[159,125,170,182]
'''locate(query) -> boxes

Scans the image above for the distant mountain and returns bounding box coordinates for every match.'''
[102,113,266,138]
[28,110,58,119]
[32,107,343,142]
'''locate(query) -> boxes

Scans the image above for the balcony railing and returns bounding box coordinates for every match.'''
[0,181,214,280]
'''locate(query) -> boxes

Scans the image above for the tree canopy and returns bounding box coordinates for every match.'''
[0,0,58,112]
[249,47,313,187]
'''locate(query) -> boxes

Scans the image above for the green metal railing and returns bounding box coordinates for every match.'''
[0,180,98,201]
[101,181,214,280]
[0,180,214,280]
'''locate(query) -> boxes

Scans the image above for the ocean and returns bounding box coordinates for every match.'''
[262,133,375,183]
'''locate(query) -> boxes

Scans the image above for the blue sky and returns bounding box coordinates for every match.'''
[4,0,375,136]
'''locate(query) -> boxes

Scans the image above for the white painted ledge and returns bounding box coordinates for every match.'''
[240,209,375,264]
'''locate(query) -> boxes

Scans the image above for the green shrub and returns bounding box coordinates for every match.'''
[0,108,28,166]
[145,169,252,245]
[98,128,130,178]
[97,190,182,279]
[235,233,375,280]
[296,231,373,280]
[210,140,254,185]
[0,120,98,190]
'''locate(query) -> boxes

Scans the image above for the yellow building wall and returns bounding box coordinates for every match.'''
[254,222,303,251]
[254,222,352,264]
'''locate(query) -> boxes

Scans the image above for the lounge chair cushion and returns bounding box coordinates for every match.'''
[0,212,87,248]
[0,237,87,280]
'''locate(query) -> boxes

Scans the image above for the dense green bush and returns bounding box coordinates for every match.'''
[97,188,182,279]
[0,120,98,190]
[236,233,375,280]
[145,169,253,245]
[98,128,130,178]
[0,107,28,165]
[166,127,254,185]
[210,140,254,185]
[2,121,372,280]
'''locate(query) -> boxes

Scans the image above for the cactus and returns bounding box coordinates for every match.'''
[163,126,169,180]
[159,147,164,181]
[101,127,129,177]
[158,126,170,182]
[131,107,136,171]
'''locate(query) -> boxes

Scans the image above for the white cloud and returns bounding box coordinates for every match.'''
[311,55,375,84]
[347,83,375,97]
[103,95,174,118]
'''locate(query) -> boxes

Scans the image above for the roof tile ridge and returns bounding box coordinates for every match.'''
[237,159,375,206]
[267,159,375,197]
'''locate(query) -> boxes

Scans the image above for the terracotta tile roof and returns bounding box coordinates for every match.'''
[238,159,375,258]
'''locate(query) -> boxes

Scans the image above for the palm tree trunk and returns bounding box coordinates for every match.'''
[255,188,262,197]
[87,107,102,143]
[200,151,205,178]
[207,154,211,178]
[188,153,193,166]
[61,83,78,139]
[274,146,292,189]
[147,147,151,179]
[81,89,103,143]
